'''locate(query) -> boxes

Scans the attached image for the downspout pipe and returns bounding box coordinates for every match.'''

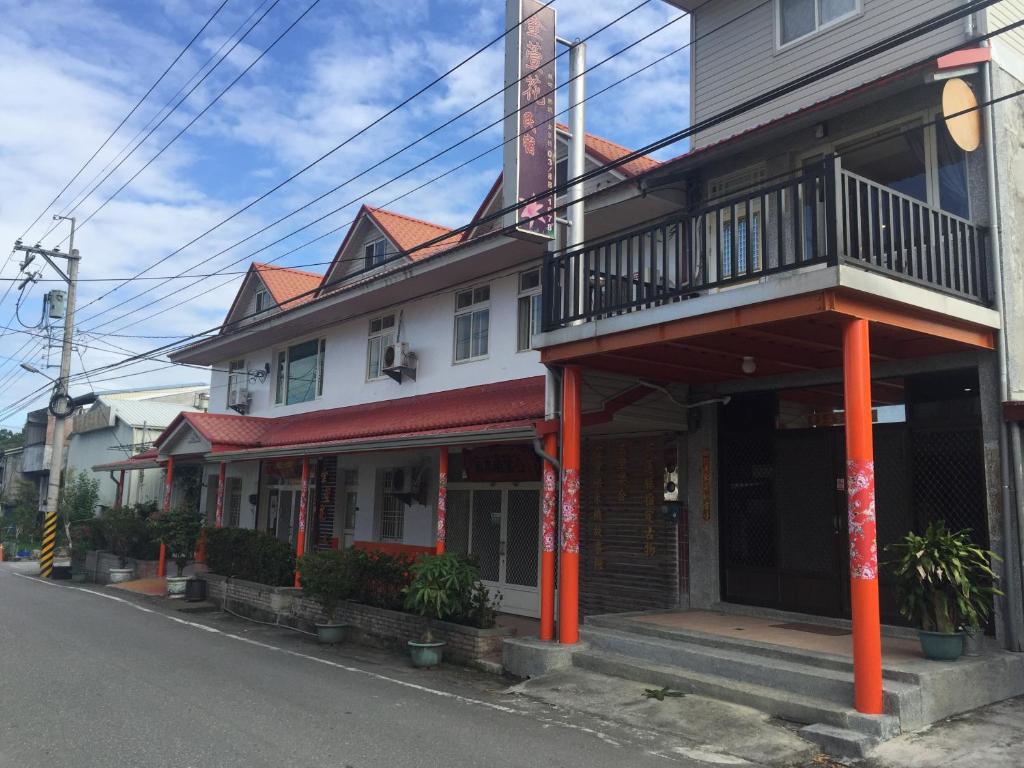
[982,56,1024,651]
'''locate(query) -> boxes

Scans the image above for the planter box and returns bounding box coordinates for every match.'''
[84,550,161,584]
[199,573,512,663]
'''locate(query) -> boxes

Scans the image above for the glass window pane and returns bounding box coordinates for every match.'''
[520,269,540,291]
[368,337,381,379]
[780,0,815,43]
[275,351,286,404]
[474,285,490,303]
[369,318,381,334]
[841,126,928,202]
[381,314,395,329]
[517,296,532,352]
[472,309,489,358]
[820,0,856,24]
[455,314,472,360]
[456,290,473,310]
[937,122,970,219]
[286,339,319,404]
[531,294,542,337]
[317,339,326,397]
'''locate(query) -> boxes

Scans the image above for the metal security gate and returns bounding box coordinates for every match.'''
[445,485,541,617]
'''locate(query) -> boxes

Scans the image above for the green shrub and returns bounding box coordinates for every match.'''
[298,550,357,622]
[69,518,106,565]
[204,527,295,587]
[348,548,413,610]
[101,507,151,568]
[151,507,203,577]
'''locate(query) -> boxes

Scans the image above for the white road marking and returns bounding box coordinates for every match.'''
[12,572,626,749]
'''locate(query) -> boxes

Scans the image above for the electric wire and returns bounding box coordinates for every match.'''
[5,3,1014,411]
[16,0,234,244]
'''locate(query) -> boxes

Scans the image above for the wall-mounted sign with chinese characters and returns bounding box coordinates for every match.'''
[502,0,556,241]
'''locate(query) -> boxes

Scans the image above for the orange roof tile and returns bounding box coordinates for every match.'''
[252,263,322,309]
[555,124,660,178]
[365,207,462,261]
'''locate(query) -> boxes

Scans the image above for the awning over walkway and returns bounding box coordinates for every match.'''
[102,377,546,467]
[93,447,163,472]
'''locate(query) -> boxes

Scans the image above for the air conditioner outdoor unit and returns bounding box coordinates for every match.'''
[390,466,424,506]
[382,341,417,383]
[228,388,251,415]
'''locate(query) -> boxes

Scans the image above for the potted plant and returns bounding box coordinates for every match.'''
[403,553,478,668]
[298,550,355,643]
[152,507,203,598]
[888,522,1001,661]
[101,507,148,583]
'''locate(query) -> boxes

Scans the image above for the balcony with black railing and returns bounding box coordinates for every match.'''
[541,157,990,333]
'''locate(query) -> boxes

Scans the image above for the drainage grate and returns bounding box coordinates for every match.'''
[771,622,851,637]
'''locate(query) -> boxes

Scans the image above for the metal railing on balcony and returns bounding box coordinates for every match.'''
[541,157,990,332]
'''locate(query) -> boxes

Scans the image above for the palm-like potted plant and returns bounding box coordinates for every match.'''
[403,553,478,668]
[298,550,356,643]
[152,507,203,597]
[887,522,1001,661]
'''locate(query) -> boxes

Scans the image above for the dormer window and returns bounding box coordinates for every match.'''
[364,239,389,270]
[254,289,268,313]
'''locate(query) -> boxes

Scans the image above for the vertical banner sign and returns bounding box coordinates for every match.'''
[503,0,556,240]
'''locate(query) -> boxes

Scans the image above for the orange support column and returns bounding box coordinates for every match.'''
[293,456,310,588]
[843,319,884,715]
[214,462,226,528]
[540,432,558,641]
[158,456,174,577]
[559,365,582,645]
[436,447,448,555]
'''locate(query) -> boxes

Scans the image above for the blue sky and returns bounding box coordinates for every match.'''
[0,0,690,426]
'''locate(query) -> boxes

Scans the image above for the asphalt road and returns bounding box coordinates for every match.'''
[0,562,724,768]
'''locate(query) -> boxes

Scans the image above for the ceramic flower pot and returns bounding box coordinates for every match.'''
[315,623,351,644]
[166,576,189,598]
[108,567,134,584]
[919,629,964,661]
[408,640,446,669]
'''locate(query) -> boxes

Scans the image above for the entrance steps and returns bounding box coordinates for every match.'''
[575,619,918,757]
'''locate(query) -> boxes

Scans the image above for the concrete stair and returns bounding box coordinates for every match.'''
[575,621,916,757]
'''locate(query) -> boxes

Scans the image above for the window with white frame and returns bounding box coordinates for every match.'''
[454,285,490,362]
[366,313,397,380]
[777,0,858,46]
[364,238,389,270]
[274,338,326,405]
[227,359,247,408]
[378,469,404,541]
[254,288,269,313]
[227,477,242,527]
[517,269,542,352]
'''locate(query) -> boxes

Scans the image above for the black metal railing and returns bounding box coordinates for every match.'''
[541,157,990,332]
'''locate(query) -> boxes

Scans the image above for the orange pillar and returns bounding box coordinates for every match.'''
[436,447,448,555]
[540,431,558,641]
[293,456,310,588]
[158,456,174,577]
[842,319,883,715]
[214,462,226,528]
[559,366,582,644]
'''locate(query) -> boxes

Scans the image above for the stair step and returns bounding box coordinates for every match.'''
[799,723,879,758]
[581,625,918,714]
[573,648,901,740]
[583,618,921,684]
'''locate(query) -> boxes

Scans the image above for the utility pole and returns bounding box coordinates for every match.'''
[14,216,80,579]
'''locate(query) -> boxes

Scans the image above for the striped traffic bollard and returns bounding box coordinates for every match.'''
[39,512,58,578]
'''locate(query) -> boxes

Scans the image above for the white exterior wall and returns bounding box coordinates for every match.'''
[209,266,544,417]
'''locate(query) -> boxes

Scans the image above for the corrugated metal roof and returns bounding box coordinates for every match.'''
[107,399,203,429]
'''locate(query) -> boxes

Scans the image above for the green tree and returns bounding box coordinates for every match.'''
[0,428,23,451]
[59,470,99,551]
[7,480,41,549]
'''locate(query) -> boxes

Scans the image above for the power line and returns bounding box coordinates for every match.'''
[8,2,1014,404]
[78,0,696,332]
[70,0,567,317]
[16,0,234,244]
[34,0,297,247]
[49,0,278,229]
